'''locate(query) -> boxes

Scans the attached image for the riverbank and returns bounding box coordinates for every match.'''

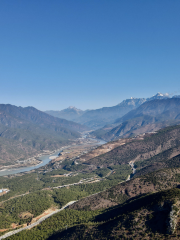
[0,149,61,172]
[0,136,106,177]
[0,149,62,177]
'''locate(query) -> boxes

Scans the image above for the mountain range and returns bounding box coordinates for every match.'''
[91,98,180,141]
[2,109,180,239]
[1,93,179,166]
[0,104,87,166]
[45,92,171,129]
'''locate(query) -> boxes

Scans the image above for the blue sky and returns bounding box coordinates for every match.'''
[0,0,180,111]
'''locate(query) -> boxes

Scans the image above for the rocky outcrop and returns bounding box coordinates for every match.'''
[167,202,180,234]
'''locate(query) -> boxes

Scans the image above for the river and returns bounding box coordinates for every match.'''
[0,137,106,177]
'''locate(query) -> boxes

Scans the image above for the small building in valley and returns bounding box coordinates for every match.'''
[0,188,9,196]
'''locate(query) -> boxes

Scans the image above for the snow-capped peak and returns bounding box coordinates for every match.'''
[147,92,170,101]
[68,106,77,109]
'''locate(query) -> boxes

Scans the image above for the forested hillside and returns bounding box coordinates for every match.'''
[0,104,87,166]
[2,124,180,239]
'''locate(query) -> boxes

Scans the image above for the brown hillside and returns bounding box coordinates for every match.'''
[69,168,180,211]
[83,125,180,168]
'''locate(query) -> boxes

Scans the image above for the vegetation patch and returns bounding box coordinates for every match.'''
[18,212,33,219]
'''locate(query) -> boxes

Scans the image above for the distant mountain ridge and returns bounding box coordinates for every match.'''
[91,98,180,141]
[115,97,180,124]
[46,106,86,121]
[45,92,171,129]
[172,95,180,98]
[116,97,146,107]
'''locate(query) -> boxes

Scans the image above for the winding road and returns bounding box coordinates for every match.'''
[0,162,136,239]
[0,201,76,240]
